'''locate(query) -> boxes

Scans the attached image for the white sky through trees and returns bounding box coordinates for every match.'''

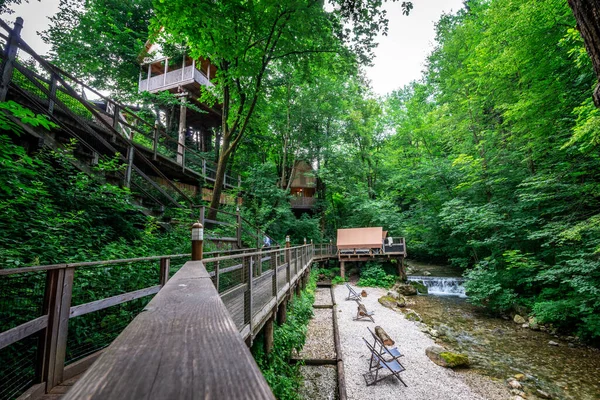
[1,0,464,96]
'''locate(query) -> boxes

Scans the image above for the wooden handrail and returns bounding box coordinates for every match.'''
[61,260,276,400]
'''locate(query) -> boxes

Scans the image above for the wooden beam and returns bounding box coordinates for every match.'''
[0,315,48,350]
[61,260,275,399]
[69,286,161,318]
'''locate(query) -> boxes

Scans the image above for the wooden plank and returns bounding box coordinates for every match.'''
[62,350,104,382]
[69,286,161,318]
[204,218,234,227]
[61,260,275,400]
[16,382,46,400]
[0,315,48,350]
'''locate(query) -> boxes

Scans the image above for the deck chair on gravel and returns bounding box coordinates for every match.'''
[367,327,403,367]
[353,303,375,323]
[362,338,407,387]
[345,283,361,302]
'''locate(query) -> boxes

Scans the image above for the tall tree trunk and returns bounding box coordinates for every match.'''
[568,0,600,106]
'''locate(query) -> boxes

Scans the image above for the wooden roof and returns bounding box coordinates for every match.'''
[337,227,383,250]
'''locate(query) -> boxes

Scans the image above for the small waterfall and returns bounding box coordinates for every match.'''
[407,276,467,297]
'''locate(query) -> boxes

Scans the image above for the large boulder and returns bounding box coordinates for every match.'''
[396,283,418,296]
[513,314,526,324]
[425,346,469,368]
[378,295,407,309]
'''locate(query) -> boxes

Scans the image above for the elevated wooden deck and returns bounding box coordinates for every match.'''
[1,245,320,400]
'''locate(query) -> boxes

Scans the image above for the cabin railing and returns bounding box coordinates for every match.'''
[0,243,320,399]
[290,196,316,209]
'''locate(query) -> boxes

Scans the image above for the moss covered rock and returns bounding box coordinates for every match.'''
[404,309,422,322]
[378,295,406,309]
[425,346,469,368]
[409,281,429,294]
[395,283,418,296]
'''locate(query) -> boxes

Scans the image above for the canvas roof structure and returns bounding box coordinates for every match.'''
[337,227,384,250]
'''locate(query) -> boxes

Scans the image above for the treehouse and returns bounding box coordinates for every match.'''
[289,160,317,212]
[137,41,241,204]
[138,40,222,155]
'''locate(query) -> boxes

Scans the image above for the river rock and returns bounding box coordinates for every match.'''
[425,346,469,368]
[361,290,367,297]
[514,373,525,381]
[404,309,422,322]
[507,378,522,390]
[536,389,552,399]
[396,283,418,296]
[529,316,540,331]
[378,295,402,309]
[521,323,529,328]
[513,314,526,324]
[423,271,432,276]
[548,340,559,346]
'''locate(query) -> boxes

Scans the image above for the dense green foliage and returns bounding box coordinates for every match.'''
[252,271,316,400]
[357,262,397,288]
[370,0,600,341]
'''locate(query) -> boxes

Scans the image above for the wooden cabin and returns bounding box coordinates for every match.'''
[289,160,317,211]
[138,40,222,155]
[336,227,407,278]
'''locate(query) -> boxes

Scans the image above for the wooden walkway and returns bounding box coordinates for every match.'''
[2,245,328,400]
[39,375,82,400]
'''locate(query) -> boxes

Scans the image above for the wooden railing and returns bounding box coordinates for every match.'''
[0,243,331,399]
[0,17,240,214]
[290,196,316,209]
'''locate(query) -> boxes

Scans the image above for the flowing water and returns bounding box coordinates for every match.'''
[405,262,600,400]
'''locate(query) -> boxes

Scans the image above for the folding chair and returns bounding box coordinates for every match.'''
[345,283,361,302]
[353,303,375,323]
[367,327,403,368]
[362,338,407,387]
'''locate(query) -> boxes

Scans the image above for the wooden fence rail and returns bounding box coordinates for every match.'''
[0,244,336,399]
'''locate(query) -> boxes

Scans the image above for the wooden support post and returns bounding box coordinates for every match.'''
[112,104,120,131]
[247,255,254,333]
[159,258,170,286]
[177,94,187,165]
[264,314,274,355]
[276,298,287,325]
[48,74,57,115]
[0,17,23,102]
[202,158,207,177]
[191,222,204,261]
[124,146,134,188]
[39,267,74,390]
[340,261,345,279]
[398,257,407,281]
[199,205,205,226]
[236,208,242,249]
[152,123,159,160]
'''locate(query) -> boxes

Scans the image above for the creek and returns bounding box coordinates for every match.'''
[405,260,600,400]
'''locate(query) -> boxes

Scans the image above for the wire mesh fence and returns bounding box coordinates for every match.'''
[0,270,46,400]
[0,334,39,400]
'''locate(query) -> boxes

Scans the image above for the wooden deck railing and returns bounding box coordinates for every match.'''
[0,17,241,214]
[0,243,333,399]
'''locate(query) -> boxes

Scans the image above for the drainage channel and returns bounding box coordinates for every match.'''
[294,283,347,400]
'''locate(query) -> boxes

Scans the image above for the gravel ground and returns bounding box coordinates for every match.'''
[334,285,490,400]
[299,366,338,400]
[314,287,334,307]
[298,308,336,360]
